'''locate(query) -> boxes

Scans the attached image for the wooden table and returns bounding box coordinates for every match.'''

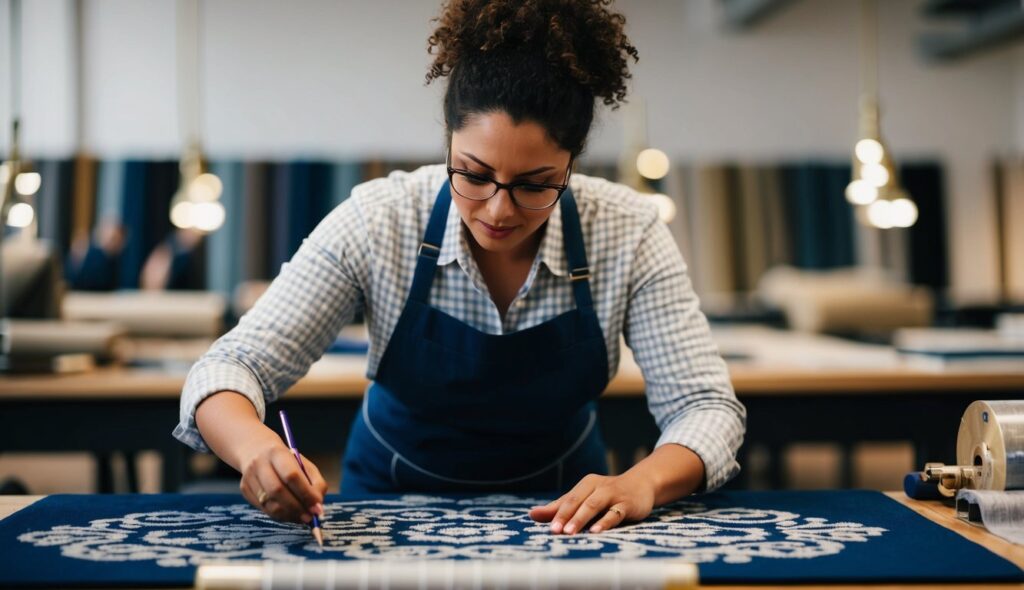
[1,492,1020,589]
[3,327,1023,491]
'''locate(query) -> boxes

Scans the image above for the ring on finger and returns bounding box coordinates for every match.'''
[608,506,623,518]
[257,489,269,507]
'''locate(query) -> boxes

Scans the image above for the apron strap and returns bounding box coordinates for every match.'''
[408,181,452,304]
[559,189,595,311]
[411,181,594,311]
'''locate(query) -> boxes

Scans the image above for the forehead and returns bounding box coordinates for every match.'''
[451,111,565,165]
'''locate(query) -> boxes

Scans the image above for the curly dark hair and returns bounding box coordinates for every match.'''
[426,0,639,156]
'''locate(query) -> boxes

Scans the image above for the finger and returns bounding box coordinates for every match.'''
[551,479,598,534]
[589,502,629,534]
[238,476,263,513]
[564,490,611,535]
[256,459,309,523]
[300,455,328,513]
[528,498,561,522]
[271,450,324,515]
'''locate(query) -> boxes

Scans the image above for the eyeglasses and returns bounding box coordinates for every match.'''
[446,149,573,210]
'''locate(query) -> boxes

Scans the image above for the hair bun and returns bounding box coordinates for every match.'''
[427,0,638,108]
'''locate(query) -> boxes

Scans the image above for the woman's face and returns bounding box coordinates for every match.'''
[449,111,572,258]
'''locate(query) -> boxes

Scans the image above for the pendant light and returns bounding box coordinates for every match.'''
[619,99,676,223]
[1,0,38,232]
[845,0,917,229]
[169,0,224,232]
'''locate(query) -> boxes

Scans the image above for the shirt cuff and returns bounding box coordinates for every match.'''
[172,359,267,453]
[655,412,743,492]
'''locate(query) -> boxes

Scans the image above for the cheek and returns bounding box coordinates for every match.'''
[452,197,482,223]
[522,210,553,232]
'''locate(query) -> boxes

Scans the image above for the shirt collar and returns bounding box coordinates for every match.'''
[433,184,572,278]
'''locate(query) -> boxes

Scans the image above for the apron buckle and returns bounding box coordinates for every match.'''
[569,267,591,282]
[418,242,441,258]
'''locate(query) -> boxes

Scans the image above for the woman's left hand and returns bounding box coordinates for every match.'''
[528,472,656,534]
[528,444,706,534]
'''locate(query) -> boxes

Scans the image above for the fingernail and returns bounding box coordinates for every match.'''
[564,523,576,535]
[550,521,562,534]
[314,503,324,516]
[590,525,602,533]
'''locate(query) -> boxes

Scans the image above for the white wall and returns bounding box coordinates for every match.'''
[1,0,1021,301]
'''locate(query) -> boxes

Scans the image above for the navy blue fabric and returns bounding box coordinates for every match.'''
[269,161,336,276]
[902,162,949,290]
[780,163,856,270]
[118,160,177,289]
[342,183,610,495]
[0,491,1019,587]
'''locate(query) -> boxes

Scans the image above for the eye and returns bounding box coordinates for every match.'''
[462,173,492,186]
[518,184,549,194]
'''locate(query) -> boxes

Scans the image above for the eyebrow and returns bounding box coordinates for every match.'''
[460,152,556,179]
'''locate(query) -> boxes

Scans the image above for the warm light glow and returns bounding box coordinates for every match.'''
[636,148,670,180]
[6,202,35,227]
[861,163,890,187]
[171,201,194,229]
[845,179,878,205]
[14,172,42,196]
[855,139,884,165]
[192,201,225,232]
[867,199,894,229]
[649,193,676,223]
[189,172,223,202]
[890,197,918,228]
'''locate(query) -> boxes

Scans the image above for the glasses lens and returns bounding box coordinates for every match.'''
[512,185,560,209]
[451,172,496,201]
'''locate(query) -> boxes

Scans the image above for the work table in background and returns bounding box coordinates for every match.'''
[2,326,1022,492]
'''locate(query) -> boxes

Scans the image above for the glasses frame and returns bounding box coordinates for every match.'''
[446,149,574,211]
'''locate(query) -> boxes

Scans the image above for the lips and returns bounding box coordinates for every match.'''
[479,220,517,239]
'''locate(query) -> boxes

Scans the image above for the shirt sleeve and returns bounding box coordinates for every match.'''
[622,213,747,492]
[172,198,370,452]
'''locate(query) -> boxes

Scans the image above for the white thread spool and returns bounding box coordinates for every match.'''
[957,400,1024,491]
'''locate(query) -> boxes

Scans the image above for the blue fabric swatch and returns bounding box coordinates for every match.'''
[0,491,1018,587]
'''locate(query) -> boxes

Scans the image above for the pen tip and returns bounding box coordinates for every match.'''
[313,527,324,547]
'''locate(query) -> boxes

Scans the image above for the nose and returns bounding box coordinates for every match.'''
[486,186,517,221]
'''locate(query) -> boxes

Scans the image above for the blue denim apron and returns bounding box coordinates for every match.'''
[340,181,609,496]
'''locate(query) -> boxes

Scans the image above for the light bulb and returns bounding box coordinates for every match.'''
[171,201,194,229]
[6,202,34,227]
[855,139,884,165]
[636,148,670,180]
[867,199,894,229]
[845,179,878,205]
[14,172,42,196]
[189,173,223,202]
[649,193,676,223]
[890,197,918,228]
[193,201,225,232]
[861,163,890,188]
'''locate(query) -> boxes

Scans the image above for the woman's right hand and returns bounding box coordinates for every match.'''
[238,443,327,524]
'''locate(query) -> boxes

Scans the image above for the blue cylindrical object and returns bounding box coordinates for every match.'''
[904,472,943,500]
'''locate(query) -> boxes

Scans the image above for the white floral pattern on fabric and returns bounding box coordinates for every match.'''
[17,495,886,567]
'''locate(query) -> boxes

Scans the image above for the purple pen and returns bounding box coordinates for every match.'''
[278,409,324,547]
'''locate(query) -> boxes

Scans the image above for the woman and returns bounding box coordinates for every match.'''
[174,0,745,536]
